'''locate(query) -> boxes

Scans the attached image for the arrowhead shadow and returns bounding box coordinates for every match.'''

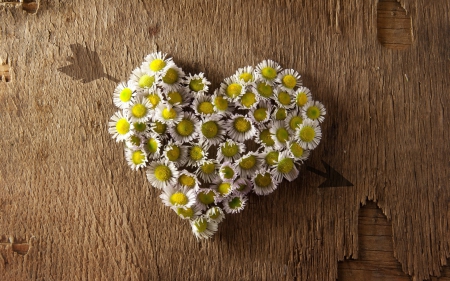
[306,160,353,188]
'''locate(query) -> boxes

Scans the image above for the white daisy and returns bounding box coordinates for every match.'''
[234,66,256,85]
[236,89,260,110]
[150,120,169,140]
[185,72,211,95]
[274,88,295,109]
[197,115,226,147]
[191,216,219,240]
[174,204,202,220]
[211,89,232,114]
[232,178,253,195]
[177,170,200,191]
[302,100,326,123]
[273,151,299,182]
[287,141,310,162]
[154,103,183,125]
[235,151,263,179]
[219,161,238,182]
[220,76,245,101]
[196,159,219,183]
[226,114,256,142]
[143,134,162,160]
[160,185,197,209]
[186,142,208,167]
[251,169,279,195]
[163,140,188,167]
[165,88,192,108]
[125,133,145,150]
[160,63,185,92]
[285,108,304,134]
[276,69,302,92]
[222,195,247,214]
[108,111,133,142]
[255,60,281,85]
[169,112,199,143]
[138,87,164,110]
[254,81,274,100]
[272,107,288,121]
[130,67,157,90]
[269,120,291,150]
[113,81,137,109]
[125,97,152,123]
[142,51,173,75]
[249,100,272,125]
[132,121,152,136]
[192,94,216,117]
[125,147,147,170]
[254,125,275,149]
[205,206,225,223]
[295,119,322,150]
[211,179,234,200]
[146,159,179,189]
[196,188,218,210]
[294,86,312,107]
[216,139,246,162]
[261,148,279,168]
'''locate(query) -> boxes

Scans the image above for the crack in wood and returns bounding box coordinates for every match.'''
[377,0,413,50]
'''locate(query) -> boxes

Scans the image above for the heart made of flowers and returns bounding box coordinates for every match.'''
[108,52,326,240]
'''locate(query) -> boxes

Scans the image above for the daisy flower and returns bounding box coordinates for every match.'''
[272,107,288,121]
[139,87,164,110]
[287,141,310,162]
[155,103,183,125]
[234,66,256,85]
[295,119,322,150]
[146,159,179,189]
[165,88,192,108]
[216,139,246,162]
[192,94,216,116]
[132,121,152,136]
[196,159,219,183]
[211,179,234,200]
[286,108,304,134]
[125,147,147,170]
[274,89,295,109]
[222,195,247,214]
[196,188,218,210]
[219,162,238,182]
[125,97,152,123]
[273,151,299,182]
[254,125,275,149]
[269,121,291,150]
[254,81,274,99]
[174,204,202,220]
[191,216,219,240]
[142,51,172,75]
[160,185,197,209]
[302,100,326,123]
[251,169,279,195]
[233,178,253,195]
[197,115,226,147]
[211,90,232,114]
[177,170,200,191]
[109,111,133,142]
[249,100,272,125]
[261,148,279,168]
[143,134,162,160]
[150,120,169,140]
[276,69,302,92]
[294,86,312,107]
[113,81,136,109]
[236,89,260,110]
[160,63,185,92]
[205,206,225,223]
[226,114,256,142]
[235,151,263,179]
[125,133,145,150]
[169,112,199,143]
[130,67,157,90]
[255,60,281,85]
[220,76,245,101]
[186,142,208,167]
[185,73,211,95]
[163,140,188,167]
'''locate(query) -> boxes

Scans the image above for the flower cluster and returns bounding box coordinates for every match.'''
[108,52,326,240]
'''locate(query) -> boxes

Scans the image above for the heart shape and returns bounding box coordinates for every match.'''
[108,52,326,239]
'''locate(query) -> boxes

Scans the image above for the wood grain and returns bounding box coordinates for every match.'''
[0,0,449,280]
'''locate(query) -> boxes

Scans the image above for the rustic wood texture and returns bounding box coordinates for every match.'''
[0,0,449,280]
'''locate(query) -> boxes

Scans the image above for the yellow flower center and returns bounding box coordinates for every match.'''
[289,116,303,130]
[129,135,141,146]
[253,108,267,122]
[198,191,215,205]
[208,207,221,219]
[194,218,208,232]
[275,108,287,120]
[162,107,177,120]
[306,106,320,120]
[226,83,242,99]
[239,155,256,170]
[166,145,180,161]
[177,207,194,219]
[169,192,188,205]
[259,129,274,146]
[278,91,292,105]
[133,122,146,132]
[276,127,289,143]
[119,88,133,102]
[217,182,232,196]
[189,79,204,92]
[234,117,251,133]
[237,183,247,191]
[256,82,273,98]
[190,146,204,161]
[201,121,219,139]
[299,126,316,142]
[162,68,178,84]
[265,151,279,166]
[147,93,161,108]
[131,150,145,165]
[116,119,130,135]
[153,121,167,134]
[179,174,196,188]
[221,166,234,179]
[149,59,166,72]
[201,162,215,174]
[278,158,294,174]
[154,165,172,181]
[138,74,155,88]
[290,143,304,158]
[228,197,242,209]
[176,119,194,136]
[214,96,228,111]
[255,173,272,187]
[198,102,214,114]
[282,74,297,89]
[261,66,277,80]
[239,72,253,82]
[240,92,257,108]
[221,143,239,157]
[167,91,183,105]
[296,92,308,106]
[131,104,147,118]
[146,138,158,153]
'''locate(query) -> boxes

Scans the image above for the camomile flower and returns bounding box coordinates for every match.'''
[132,121,152,136]
[226,114,256,142]
[163,140,188,167]
[150,120,170,140]
[234,66,256,85]
[294,86,312,107]
[222,195,247,214]
[261,148,279,168]
[255,60,281,85]
[236,89,260,110]
[155,103,183,125]
[197,115,226,147]
[125,147,148,170]
[211,90,232,114]
[113,81,137,109]
[146,159,179,189]
[160,185,197,209]
[142,51,172,75]
[185,73,211,95]
[205,206,225,223]
[216,139,246,162]
[125,97,152,123]
[177,170,200,191]
[233,178,253,195]
[235,151,263,179]
[138,87,164,110]
[196,188,218,210]
[174,204,202,220]
[269,121,291,150]
[160,63,185,92]
[143,134,162,160]
[191,216,218,240]
[302,100,326,123]
[130,67,157,90]
[125,133,145,150]
[169,112,199,143]
[251,169,279,195]
[219,162,238,182]
[272,107,288,121]
[211,179,234,200]
[295,119,322,150]
[287,141,310,162]
[192,94,216,116]
[196,159,219,183]
[186,142,208,167]
[254,125,275,149]
[220,76,245,101]
[254,81,274,100]
[276,69,302,92]
[249,100,272,125]
[109,111,133,142]
[285,108,304,134]
[165,88,192,108]
[273,151,299,182]
[274,88,295,109]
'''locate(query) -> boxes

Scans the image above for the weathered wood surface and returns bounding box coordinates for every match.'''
[0,0,449,280]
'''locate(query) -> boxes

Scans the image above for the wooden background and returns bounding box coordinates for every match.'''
[0,0,449,280]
